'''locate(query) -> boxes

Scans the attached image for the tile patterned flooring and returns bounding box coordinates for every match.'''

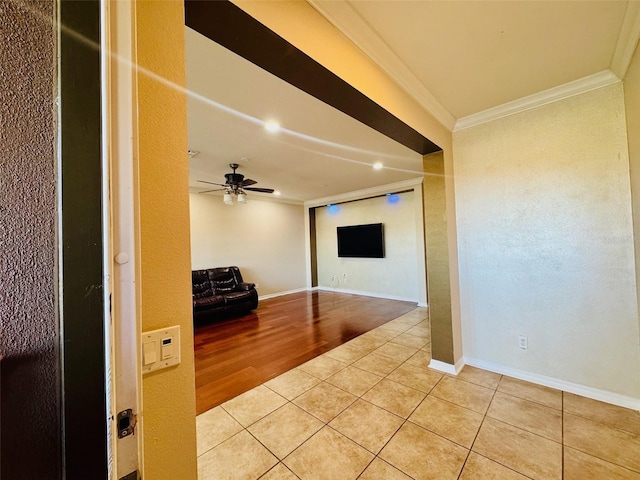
[196,308,640,479]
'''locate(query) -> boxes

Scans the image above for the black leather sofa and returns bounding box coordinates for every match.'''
[192,266,258,321]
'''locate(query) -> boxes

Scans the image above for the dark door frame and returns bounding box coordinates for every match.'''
[60,0,108,477]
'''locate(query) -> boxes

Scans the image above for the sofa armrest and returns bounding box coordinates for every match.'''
[237,282,255,291]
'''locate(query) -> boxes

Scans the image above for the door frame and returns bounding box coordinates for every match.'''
[59,0,142,477]
[59,0,108,477]
[103,0,144,477]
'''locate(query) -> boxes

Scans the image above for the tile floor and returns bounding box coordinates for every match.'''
[196,308,640,479]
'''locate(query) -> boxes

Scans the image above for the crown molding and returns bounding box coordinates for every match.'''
[611,0,640,79]
[305,176,423,208]
[308,0,456,131]
[454,70,620,132]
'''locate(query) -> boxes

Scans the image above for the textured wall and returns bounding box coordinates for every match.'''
[624,40,640,342]
[189,195,306,296]
[454,84,640,399]
[0,0,61,478]
[135,1,198,478]
[315,192,419,300]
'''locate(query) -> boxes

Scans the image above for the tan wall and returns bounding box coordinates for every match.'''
[189,195,307,296]
[454,84,640,400]
[135,1,197,478]
[624,41,640,339]
[423,152,455,364]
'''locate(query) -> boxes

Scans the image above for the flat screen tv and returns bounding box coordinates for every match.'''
[337,223,384,258]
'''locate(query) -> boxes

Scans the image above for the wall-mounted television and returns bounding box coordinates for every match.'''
[337,223,385,258]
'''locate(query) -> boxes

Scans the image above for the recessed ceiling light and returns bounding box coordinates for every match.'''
[264,120,280,133]
[373,162,383,170]
[273,190,281,196]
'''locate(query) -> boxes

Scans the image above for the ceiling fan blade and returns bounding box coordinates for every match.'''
[199,188,226,194]
[198,180,227,187]
[244,187,275,193]
[240,178,257,187]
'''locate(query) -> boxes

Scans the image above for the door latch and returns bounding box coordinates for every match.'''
[117,409,136,439]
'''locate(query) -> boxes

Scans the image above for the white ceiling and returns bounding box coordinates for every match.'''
[313,0,633,121]
[186,1,639,204]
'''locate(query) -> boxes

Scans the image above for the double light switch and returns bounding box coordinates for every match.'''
[142,325,181,374]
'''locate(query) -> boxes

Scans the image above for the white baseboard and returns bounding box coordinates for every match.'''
[258,287,308,301]
[417,301,428,308]
[464,356,640,411]
[315,286,418,304]
[428,358,465,375]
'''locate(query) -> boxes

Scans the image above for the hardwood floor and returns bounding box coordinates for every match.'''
[194,290,417,414]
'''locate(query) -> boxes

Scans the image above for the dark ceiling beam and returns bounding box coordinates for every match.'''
[184,0,441,155]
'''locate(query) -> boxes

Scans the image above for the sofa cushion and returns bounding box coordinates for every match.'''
[193,281,211,295]
[208,268,237,294]
[212,277,236,294]
[192,269,209,284]
[193,288,213,299]
[224,290,254,305]
[194,295,225,309]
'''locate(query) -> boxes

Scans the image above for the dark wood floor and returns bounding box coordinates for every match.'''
[194,290,416,414]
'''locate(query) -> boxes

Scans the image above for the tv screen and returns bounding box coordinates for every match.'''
[337,223,384,258]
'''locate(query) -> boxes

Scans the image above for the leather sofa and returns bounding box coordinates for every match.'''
[192,266,258,321]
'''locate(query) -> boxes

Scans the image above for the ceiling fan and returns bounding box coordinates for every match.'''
[198,163,275,195]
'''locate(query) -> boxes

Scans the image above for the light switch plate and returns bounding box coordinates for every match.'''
[142,325,181,375]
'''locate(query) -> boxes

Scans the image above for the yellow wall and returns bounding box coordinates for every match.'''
[232,0,462,365]
[624,41,640,334]
[135,1,197,478]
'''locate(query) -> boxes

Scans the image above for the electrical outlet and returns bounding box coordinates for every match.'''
[518,335,528,349]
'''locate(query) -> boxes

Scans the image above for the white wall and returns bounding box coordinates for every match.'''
[454,83,640,402]
[189,194,307,296]
[315,191,419,301]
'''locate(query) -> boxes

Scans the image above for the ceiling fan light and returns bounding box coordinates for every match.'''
[223,192,233,205]
[237,192,247,203]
